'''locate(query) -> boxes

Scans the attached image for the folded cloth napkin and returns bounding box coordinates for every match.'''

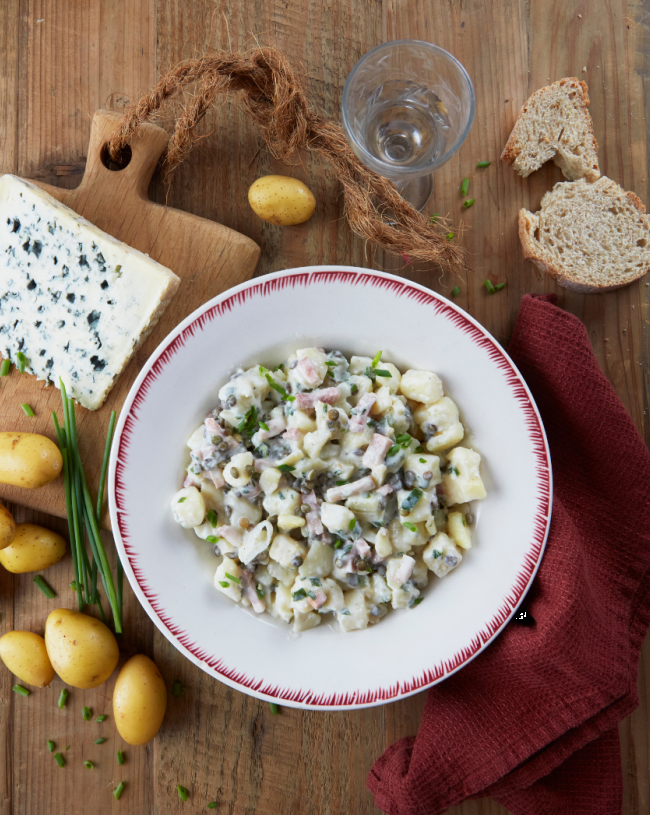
[368,293,650,815]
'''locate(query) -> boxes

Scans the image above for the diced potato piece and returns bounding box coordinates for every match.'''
[299,542,335,578]
[286,409,317,433]
[388,517,428,551]
[187,424,206,450]
[260,467,282,495]
[287,347,328,390]
[269,534,307,569]
[337,589,370,632]
[277,448,304,467]
[345,491,384,515]
[447,511,472,550]
[391,581,420,609]
[339,422,374,463]
[415,397,465,453]
[349,356,373,375]
[396,488,435,524]
[171,487,206,528]
[255,565,275,587]
[442,447,487,504]
[423,532,463,577]
[411,554,429,588]
[193,521,220,541]
[425,517,438,536]
[214,560,243,602]
[224,492,262,528]
[370,573,392,605]
[223,451,254,488]
[319,578,345,612]
[293,611,321,632]
[320,502,356,537]
[270,583,293,622]
[371,385,392,415]
[385,555,416,590]
[304,428,331,459]
[378,362,401,394]
[374,528,392,559]
[371,464,387,486]
[239,520,274,564]
[403,453,441,488]
[263,487,300,517]
[267,560,296,587]
[400,370,444,403]
[385,396,411,435]
[277,514,306,531]
[199,481,226,515]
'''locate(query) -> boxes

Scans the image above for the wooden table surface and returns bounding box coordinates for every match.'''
[1,1,649,813]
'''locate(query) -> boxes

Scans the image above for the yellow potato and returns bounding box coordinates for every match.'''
[0,523,66,573]
[45,608,119,689]
[248,175,316,226]
[0,504,15,550]
[113,654,167,745]
[0,432,62,489]
[0,630,55,687]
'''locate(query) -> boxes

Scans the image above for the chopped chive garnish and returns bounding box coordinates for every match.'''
[350,383,358,394]
[348,519,356,530]
[83,706,92,721]
[16,350,27,373]
[265,373,295,402]
[54,752,65,768]
[237,405,259,438]
[259,421,269,431]
[256,584,264,599]
[402,522,417,533]
[270,702,280,715]
[292,588,307,601]
[335,480,348,486]
[96,714,107,722]
[33,574,56,598]
[412,597,424,606]
[462,198,475,209]
[117,750,125,765]
[12,684,30,697]
[84,760,93,769]
[333,540,342,549]
[395,433,411,444]
[58,689,68,708]
[94,737,106,744]
[430,213,439,222]
[114,781,125,800]
[477,160,491,168]
[277,464,294,472]
[414,445,425,453]
[0,359,10,376]
[172,679,186,696]
[309,578,322,586]
[206,535,219,544]
[451,285,460,297]
[419,457,427,463]
[375,369,392,377]
[371,350,382,368]
[460,177,469,196]
[401,488,423,512]
[325,360,337,367]
[206,508,218,527]
[69,580,78,591]
[208,803,218,810]
[21,404,34,417]
[177,496,187,503]
[218,580,229,588]
[225,573,240,584]
[446,232,454,241]
[494,282,506,291]
[484,279,496,294]
[177,785,189,802]
[386,445,400,458]
[47,740,55,752]
[306,590,316,600]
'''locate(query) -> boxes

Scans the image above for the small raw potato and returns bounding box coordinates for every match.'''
[113,655,167,745]
[0,630,55,687]
[45,608,119,689]
[0,432,62,488]
[0,523,66,573]
[0,504,16,550]
[248,175,316,226]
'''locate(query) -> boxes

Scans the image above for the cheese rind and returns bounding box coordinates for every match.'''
[0,175,180,410]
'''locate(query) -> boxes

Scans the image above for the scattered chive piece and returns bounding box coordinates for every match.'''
[259,421,269,432]
[325,360,337,367]
[58,689,68,708]
[419,458,427,463]
[206,535,218,544]
[386,445,400,458]
[446,232,454,241]
[477,160,491,168]
[208,804,218,810]
[462,198,475,209]
[0,359,10,376]
[451,285,460,297]
[350,383,358,394]
[270,702,280,715]
[218,580,229,588]
[47,740,55,752]
[348,519,356,530]
[84,760,93,769]
[16,350,27,373]
[484,279,496,294]
[172,680,186,697]
[333,540,342,549]
[414,445,425,453]
[94,738,106,745]
[264,373,295,402]
[96,714,107,722]
[33,574,56,598]
[292,588,307,601]
[69,580,79,591]
[402,522,417,533]
[178,785,189,802]
[83,706,92,721]
[117,750,125,765]
[12,684,30,697]
[177,496,187,503]
[395,433,411,444]
[401,488,423,512]
[371,350,382,368]
[256,584,264,599]
[114,781,125,800]
[66,746,70,750]
[206,508,218,528]
[20,404,35,417]
[277,464,294,472]
[54,752,65,768]
[429,213,439,222]
[412,597,424,606]
[494,282,506,291]
[225,572,240,584]
[460,177,469,196]
[375,369,391,377]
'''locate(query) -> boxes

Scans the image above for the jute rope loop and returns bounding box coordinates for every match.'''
[108,47,463,272]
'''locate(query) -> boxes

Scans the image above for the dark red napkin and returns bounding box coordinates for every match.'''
[368,293,650,815]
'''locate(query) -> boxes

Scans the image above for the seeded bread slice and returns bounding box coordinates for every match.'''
[518,177,650,292]
[502,78,600,182]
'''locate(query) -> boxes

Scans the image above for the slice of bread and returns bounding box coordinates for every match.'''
[519,177,650,292]
[502,78,600,182]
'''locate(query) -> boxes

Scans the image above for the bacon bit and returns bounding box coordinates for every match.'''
[349,393,376,432]
[377,483,393,496]
[297,357,320,386]
[283,427,302,441]
[393,554,416,584]
[255,417,286,442]
[183,471,202,488]
[254,458,276,472]
[355,538,371,558]
[295,387,341,408]
[400,252,412,266]
[303,491,324,535]
[205,417,226,435]
[215,525,244,547]
[362,433,394,468]
[326,475,376,503]
[209,468,226,489]
[242,571,266,613]
[199,445,218,461]
[308,590,327,610]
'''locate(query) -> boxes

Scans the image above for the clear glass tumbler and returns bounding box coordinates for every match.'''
[342,40,475,211]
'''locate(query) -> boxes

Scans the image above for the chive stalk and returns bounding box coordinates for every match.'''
[451,286,460,297]
[484,279,496,294]
[33,575,56,598]
[94,737,106,744]
[96,410,116,523]
[84,760,93,769]
[114,782,125,799]
[47,740,55,752]
[16,350,27,373]
[20,403,34,417]
[0,359,9,376]
[96,714,107,722]
[12,685,30,697]
[54,752,65,768]
[270,702,280,715]
[83,706,92,721]
[460,177,469,196]
[177,785,189,802]
[462,199,475,209]
[117,750,125,765]
[477,160,491,168]
[58,689,68,708]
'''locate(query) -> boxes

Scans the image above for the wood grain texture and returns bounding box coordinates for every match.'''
[0,0,648,813]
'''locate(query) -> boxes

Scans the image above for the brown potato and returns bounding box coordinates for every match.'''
[113,655,167,745]
[248,175,316,226]
[0,523,66,573]
[0,631,55,687]
[45,608,119,689]
[0,432,62,488]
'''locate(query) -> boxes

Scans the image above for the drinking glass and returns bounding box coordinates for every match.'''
[342,40,475,211]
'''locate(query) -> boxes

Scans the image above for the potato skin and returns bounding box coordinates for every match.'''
[0,433,62,489]
[0,630,55,687]
[113,655,167,745]
[248,175,316,226]
[0,523,66,573]
[45,609,119,689]
[0,504,15,550]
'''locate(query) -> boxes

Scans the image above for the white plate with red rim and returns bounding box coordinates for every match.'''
[108,266,552,710]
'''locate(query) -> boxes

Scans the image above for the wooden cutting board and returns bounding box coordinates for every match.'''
[0,109,260,527]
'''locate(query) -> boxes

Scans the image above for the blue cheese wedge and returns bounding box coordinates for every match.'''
[0,175,180,410]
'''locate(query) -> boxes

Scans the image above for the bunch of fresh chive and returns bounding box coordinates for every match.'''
[52,378,122,633]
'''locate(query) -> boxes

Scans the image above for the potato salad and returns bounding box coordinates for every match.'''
[171,349,487,634]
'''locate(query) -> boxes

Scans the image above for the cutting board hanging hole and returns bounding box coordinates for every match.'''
[100,142,132,172]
